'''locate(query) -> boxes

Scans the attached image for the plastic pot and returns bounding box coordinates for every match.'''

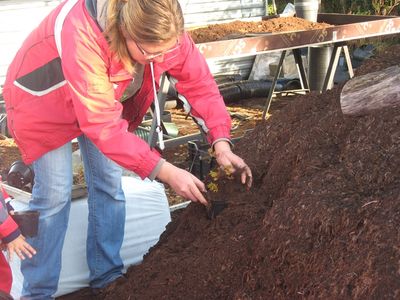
[7,160,34,189]
[12,210,40,237]
[207,200,228,219]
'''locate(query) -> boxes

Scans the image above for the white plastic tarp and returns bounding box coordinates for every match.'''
[10,176,171,298]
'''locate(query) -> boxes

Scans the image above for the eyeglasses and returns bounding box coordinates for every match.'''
[135,39,180,60]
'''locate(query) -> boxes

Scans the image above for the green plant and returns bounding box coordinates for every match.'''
[206,167,234,193]
[206,170,219,192]
[266,1,290,15]
[319,0,372,14]
[371,0,400,15]
[266,4,276,15]
[277,0,398,15]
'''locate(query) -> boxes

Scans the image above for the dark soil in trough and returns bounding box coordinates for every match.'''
[58,40,400,300]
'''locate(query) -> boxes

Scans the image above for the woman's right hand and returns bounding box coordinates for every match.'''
[156,161,208,205]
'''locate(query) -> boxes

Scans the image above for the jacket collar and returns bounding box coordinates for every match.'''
[85,0,108,31]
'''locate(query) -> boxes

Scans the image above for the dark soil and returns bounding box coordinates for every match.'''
[57,41,400,300]
[3,17,400,299]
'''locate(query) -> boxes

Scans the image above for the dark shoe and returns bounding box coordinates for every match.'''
[91,275,128,297]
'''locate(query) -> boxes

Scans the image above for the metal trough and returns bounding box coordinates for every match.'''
[195,13,400,60]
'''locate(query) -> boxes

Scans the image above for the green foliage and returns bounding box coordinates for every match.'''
[371,0,400,15]
[266,4,276,15]
[315,0,373,14]
[272,0,399,15]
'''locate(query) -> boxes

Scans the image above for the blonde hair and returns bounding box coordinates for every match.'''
[105,0,185,73]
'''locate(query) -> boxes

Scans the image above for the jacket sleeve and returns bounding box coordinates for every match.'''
[0,195,20,244]
[60,10,161,179]
[166,32,232,144]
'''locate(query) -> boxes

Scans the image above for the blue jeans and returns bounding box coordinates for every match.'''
[21,135,126,299]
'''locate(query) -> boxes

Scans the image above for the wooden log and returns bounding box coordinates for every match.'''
[340,65,400,116]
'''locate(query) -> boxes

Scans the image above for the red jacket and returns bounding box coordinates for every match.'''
[3,0,231,179]
[0,194,20,246]
[0,192,19,294]
[0,252,12,294]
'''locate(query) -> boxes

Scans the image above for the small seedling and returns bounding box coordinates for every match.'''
[209,170,219,181]
[206,166,235,193]
[207,182,219,193]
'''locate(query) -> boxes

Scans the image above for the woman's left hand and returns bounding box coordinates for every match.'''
[7,235,36,261]
[213,141,253,189]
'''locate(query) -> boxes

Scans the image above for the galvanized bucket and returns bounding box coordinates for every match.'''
[294,0,319,22]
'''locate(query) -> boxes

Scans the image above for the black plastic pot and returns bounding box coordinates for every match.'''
[7,160,34,189]
[12,210,40,238]
[187,140,216,180]
[207,200,228,220]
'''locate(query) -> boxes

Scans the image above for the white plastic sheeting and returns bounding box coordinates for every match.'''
[10,176,171,298]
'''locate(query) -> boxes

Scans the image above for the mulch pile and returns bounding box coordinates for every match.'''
[0,136,20,180]
[189,17,332,43]
[59,44,400,300]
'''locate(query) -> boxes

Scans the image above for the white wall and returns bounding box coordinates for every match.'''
[0,0,62,86]
[181,0,265,27]
[0,0,266,87]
